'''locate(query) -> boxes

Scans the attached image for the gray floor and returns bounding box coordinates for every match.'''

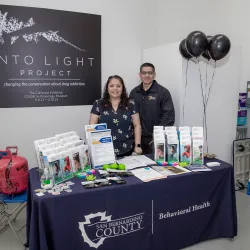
[0,191,249,250]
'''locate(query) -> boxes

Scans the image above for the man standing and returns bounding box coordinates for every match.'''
[130,63,175,154]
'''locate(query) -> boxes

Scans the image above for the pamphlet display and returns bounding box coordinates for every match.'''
[165,127,179,163]
[89,129,116,169]
[191,127,204,165]
[153,127,165,162]
[84,123,107,144]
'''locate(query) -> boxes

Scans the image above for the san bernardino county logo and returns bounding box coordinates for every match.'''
[79,212,144,249]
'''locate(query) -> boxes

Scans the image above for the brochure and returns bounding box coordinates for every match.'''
[131,167,166,182]
[186,165,211,172]
[89,129,116,168]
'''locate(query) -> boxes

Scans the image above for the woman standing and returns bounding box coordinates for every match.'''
[89,75,142,157]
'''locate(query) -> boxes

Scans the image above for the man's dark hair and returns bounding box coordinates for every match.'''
[140,63,155,73]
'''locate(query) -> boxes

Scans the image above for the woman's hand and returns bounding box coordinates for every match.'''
[134,146,142,155]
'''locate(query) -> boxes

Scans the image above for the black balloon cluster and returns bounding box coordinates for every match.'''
[179,31,231,61]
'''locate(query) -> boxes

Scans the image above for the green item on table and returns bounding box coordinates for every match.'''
[118,164,126,170]
[110,163,119,169]
[179,162,190,167]
[103,164,110,170]
[84,165,91,172]
[86,174,96,181]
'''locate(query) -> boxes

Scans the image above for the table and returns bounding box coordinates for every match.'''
[26,159,237,250]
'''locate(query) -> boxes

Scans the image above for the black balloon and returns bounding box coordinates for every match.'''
[179,39,193,60]
[202,36,212,60]
[208,34,231,61]
[186,31,208,57]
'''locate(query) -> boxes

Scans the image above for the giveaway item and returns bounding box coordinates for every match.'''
[166,166,189,175]
[48,153,64,185]
[156,161,168,166]
[154,133,165,162]
[192,137,204,165]
[152,166,175,176]
[206,162,220,167]
[76,144,91,171]
[86,174,96,181]
[185,165,211,172]
[167,138,179,163]
[106,176,126,185]
[61,151,74,181]
[40,167,54,189]
[106,169,134,177]
[75,173,87,179]
[180,135,192,164]
[37,143,53,169]
[0,147,28,195]
[131,167,165,182]
[34,139,47,169]
[68,146,82,173]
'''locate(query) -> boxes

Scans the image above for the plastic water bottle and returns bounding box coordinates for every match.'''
[247,179,250,195]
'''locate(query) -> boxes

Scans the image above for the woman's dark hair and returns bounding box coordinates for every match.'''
[102,75,129,109]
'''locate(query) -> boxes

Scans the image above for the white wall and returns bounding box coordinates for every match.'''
[156,0,220,46]
[0,0,158,168]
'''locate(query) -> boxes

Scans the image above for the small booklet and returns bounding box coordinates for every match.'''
[185,165,212,172]
[165,166,190,175]
[152,166,175,176]
[131,167,166,182]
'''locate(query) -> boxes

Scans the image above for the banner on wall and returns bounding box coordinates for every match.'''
[0,5,101,108]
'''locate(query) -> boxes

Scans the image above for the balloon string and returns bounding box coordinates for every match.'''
[204,60,210,154]
[206,61,217,106]
[198,58,206,109]
[182,59,189,124]
[205,60,209,101]
[198,58,208,153]
[204,61,217,154]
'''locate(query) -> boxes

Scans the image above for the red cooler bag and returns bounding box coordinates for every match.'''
[0,146,28,195]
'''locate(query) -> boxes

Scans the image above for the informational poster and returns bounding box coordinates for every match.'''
[0,5,101,108]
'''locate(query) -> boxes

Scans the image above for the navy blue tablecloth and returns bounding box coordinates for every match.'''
[26,159,237,250]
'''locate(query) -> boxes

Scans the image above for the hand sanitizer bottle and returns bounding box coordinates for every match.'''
[41,167,54,189]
